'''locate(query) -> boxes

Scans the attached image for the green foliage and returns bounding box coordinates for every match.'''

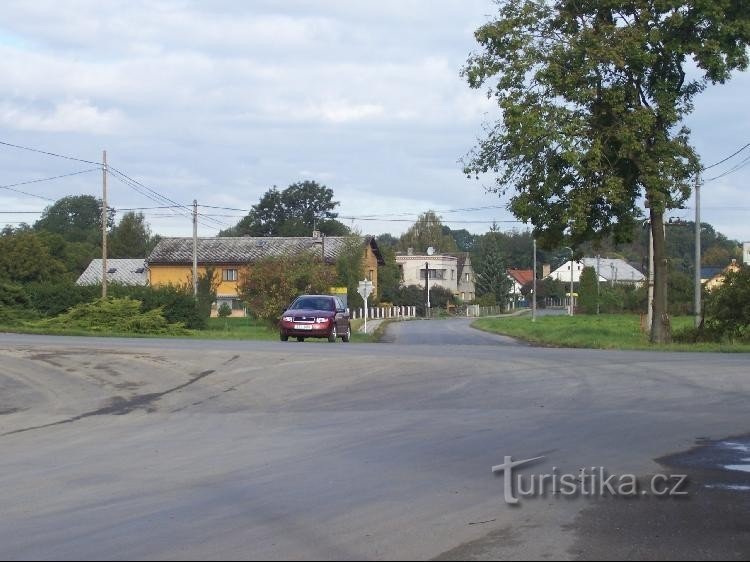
[0,281,29,308]
[335,235,366,306]
[703,267,750,342]
[218,302,232,318]
[577,267,599,314]
[474,237,513,307]
[196,266,219,320]
[392,285,427,316]
[220,181,348,237]
[429,286,456,310]
[0,231,68,283]
[34,195,114,245]
[463,0,750,342]
[398,211,458,254]
[24,280,205,329]
[0,304,39,326]
[375,243,401,304]
[31,298,189,335]
[110,212,154,258]
[475,293,497,307]
[239,254,338,323]
[25,281,100,316]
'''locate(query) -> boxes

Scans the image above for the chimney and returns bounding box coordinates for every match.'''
[312,229,321,239]
[407,247,414,256]
[542,263,551,278]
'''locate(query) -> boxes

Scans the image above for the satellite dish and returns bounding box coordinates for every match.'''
[426,247,435,256]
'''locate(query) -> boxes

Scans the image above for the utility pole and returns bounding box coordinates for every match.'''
[193,199,198,298]
[596,254,602,314]
[647,224,654,332]
[694,173,702,328]
[532,239,537,322]
[101,150,108,299]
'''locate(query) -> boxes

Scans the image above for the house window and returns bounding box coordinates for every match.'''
[465,273,470,282]
[223,269,238,282]
[368,270,374,281]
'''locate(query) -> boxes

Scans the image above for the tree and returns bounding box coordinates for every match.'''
[0,231,67,283]
[472,231,513,307]
[196,266,219,323]
[398,211,458,254]
[335,235,366,307]
[221,181,349,237]
[239,254,337,323]
[704,266,750,342]
[110,212,155,258]
[35,195,114,245]
[577,266,599,315]
[463,0,750,343]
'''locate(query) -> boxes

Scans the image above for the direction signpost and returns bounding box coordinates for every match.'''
[357,279,374,334]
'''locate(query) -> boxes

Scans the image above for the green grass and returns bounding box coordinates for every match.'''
[473,314,750,352]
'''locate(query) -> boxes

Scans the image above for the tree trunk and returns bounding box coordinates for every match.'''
[649,210,671,343]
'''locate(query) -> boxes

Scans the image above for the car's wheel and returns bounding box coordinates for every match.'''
[328,325,337,343]
[342,324,351,343]
[280,334,289,342]
[297,337,305,342]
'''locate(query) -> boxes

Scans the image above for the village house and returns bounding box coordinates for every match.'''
[146,234,384,316]
[704,259,742,292]
[76,259,149,287]
[395,251,476,302]
[548,258,646,286]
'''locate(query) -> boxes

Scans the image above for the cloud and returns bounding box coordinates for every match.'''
[0,99,126,134]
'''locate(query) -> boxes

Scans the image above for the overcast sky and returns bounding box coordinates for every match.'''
[1,1,748,242]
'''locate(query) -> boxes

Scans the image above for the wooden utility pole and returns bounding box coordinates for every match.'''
[101,150,108,298]
[193,199,198,298]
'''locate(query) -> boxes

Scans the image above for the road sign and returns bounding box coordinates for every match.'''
[357,280,374,333]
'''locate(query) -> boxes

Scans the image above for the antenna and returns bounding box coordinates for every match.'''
[427,246,435,256]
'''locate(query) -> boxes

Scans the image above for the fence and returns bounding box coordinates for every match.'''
[350,306,418,320]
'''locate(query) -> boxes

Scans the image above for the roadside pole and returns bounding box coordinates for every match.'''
[596,254,601,315]
[193,199,198,298]
[357,280,374,334]
[532,239,537,322]
[101,150,108,299]
[694,173,701,328]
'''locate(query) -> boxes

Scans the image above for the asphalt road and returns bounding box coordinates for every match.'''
[1,320,749,560]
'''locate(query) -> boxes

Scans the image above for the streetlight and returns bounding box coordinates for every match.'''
[564,246,574,316]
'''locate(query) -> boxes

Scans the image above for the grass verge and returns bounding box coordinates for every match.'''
[473,314,750,352]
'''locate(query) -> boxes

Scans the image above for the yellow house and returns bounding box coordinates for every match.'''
[147,235,384,316]
[704,259,741,292]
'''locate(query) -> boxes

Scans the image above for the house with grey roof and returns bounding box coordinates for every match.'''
[76,259,149,286]
[549,258,646,286]
[146,235,384,317]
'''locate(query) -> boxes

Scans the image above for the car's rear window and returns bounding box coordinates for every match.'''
[291,297,335,311]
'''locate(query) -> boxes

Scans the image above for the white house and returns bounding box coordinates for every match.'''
[548,258,645,286]
[395,252,476,301]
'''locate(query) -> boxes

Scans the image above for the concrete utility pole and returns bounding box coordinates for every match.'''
[565,247,574,316]
[532,239,537,322]
[101,150,108,299]
[596,254,601,315]
[694,173,702,328]
[193,199,198,298]
[647,224,655,332]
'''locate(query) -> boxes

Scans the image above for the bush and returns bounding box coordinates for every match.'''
[239,254,338,324]
[25,281,99,317]
[31,298,189,335]
[703,266,750,341]
[0,282,29,308]
[0,304,40,326]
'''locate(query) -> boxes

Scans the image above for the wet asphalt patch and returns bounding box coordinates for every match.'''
[568,434,750,560]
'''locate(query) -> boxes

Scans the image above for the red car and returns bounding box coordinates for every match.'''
[279,295,352,343]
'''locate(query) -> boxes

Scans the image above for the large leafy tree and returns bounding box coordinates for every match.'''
[0,231,67,283]
[221,181,349,237]
[463,0,750,343]
[34,195,114,245]
[398,211,458,254]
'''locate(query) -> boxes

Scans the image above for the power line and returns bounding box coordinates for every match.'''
[0,168,100,202]
[703,142,750,171]
[704,153,750,182]
[0,140,100,166]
